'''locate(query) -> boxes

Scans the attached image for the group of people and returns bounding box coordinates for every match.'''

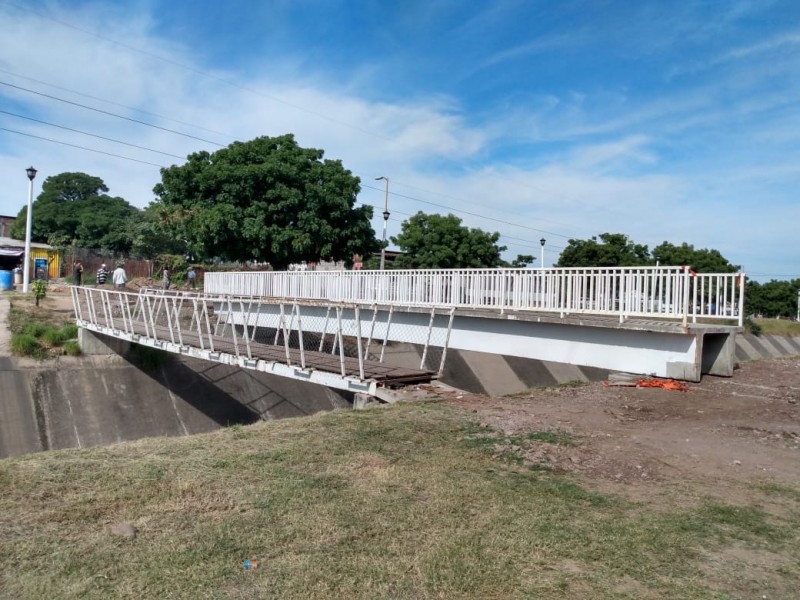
[161,266,197,290]
[73,260,197,290]
[80,262,127,288]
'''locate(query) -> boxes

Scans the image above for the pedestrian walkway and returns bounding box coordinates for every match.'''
[0,296,12,356]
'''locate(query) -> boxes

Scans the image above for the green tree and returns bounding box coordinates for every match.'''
[10,172,140,253]
[391,212,506,269]
[651,241,739,273]
[509,254,536,268]
[556,233,650,267]
[745,279,800,318]
[151,134,379,269]
[127,205,184,260]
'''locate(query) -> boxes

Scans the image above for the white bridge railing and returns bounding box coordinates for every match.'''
[205,266,745,326]
[70,287,450,393]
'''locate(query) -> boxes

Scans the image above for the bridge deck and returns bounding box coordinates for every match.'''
[93,313,435,386]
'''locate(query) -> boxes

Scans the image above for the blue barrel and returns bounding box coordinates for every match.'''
[0,270,12,291]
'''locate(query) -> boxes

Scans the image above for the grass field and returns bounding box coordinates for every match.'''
[2,401,798,599]
[753,317,800,337]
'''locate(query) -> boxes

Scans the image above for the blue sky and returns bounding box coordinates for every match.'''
[1,0,798,280]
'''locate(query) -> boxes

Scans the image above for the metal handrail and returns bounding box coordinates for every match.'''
[70,286,453,381]
[205,267,745,326]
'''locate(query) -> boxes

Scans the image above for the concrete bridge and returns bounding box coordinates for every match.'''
[72,266,745,401]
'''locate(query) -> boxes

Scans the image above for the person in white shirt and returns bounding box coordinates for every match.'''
[112,264,127,289]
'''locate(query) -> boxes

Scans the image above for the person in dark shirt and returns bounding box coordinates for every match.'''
[96,263,108,285]
[73,260,83,286]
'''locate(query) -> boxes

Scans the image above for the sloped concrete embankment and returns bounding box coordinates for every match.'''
[736,334,800,362]
[0,346,351,459]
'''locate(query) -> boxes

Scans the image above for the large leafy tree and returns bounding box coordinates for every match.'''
[391,212,506,269]
[651,241,739,272]
[151,134,379,268]
[556,233,650,267]
[10,172,141,253]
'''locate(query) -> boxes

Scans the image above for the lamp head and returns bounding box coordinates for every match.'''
[375,176,387,181]
[540,238,546,246]
[26,166,37,181]
[382,210,390,221]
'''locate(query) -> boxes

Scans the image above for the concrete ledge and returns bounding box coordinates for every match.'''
[79,328,131,355]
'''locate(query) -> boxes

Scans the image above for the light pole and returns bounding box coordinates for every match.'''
[375,176,390,270]
[539,237,546,270]
[22,166,37,293]
[796,289,799,322]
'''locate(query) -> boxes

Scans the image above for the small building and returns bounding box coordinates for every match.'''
[0,215,15,238]
[0,236,61,279]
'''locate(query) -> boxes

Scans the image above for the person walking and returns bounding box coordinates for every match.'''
[73,260,84,286]
[112,263,127,289]
[162,267,171,291]
[186,266,197,290]
[96,263,108,286]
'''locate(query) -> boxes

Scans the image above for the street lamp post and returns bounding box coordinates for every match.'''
[22,166,37,293]
[375,176,390,270]
[539,238,546,270]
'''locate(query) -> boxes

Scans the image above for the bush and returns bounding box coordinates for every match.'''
[31,279,47,306]
[41,327,66,347]
[744,317,762,336]
[62,340,81,356]
[61,323,79,339]
[22,322,49,337]
[10,334,46,359]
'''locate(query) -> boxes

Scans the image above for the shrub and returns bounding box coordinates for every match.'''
[62,340,82,356]
[41,327,66,347]
[744,317,762,336]
[31,279,47,306]
[22,322,49,337]
[61,323,79,339]
[10,334,46,359]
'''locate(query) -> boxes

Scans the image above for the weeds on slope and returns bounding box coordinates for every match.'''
[7,297,80,358]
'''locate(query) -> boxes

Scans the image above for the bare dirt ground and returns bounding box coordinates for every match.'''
[435,357,800,505]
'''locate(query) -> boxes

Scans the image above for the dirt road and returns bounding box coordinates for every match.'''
[441,357,800,503]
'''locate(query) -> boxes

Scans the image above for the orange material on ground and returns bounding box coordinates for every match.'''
[636,378,691,392]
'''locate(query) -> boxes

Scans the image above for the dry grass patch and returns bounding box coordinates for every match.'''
[1,402,799,599]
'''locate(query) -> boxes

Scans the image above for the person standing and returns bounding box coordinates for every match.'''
[73,260,83,286]
[186,266,197,290]
[162,267,171,291]
[112,263,127,289]
[96,263,108,286]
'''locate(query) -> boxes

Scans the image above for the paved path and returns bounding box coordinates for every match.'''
[0,296,12,356]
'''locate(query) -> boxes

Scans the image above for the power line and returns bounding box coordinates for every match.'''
[0,109,186,160]
[0,0,390,142]
[357,201,566,253]
[0,80,226,147]
[0,127,167,168]
[0,79,574,246]
[0,75,573,251]
[360,182,570,239]
[0,94,569,253]
[392,179,597,238]
[0,2,665,251]
[0,67,237,140]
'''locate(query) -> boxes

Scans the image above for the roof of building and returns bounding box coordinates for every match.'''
[0,236,53,250]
